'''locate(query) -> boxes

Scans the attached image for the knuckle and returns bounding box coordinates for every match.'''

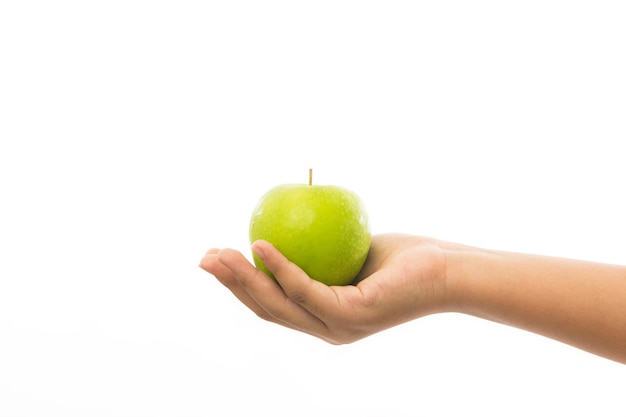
[254,309,275,322]
[261,301,291,323]
[285,289,308,305]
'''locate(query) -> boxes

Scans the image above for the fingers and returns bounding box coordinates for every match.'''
[251,240,341,322]
[200,247,331,338]
[220,245,330,337]
[199,249,235,286]
[199,250,269,319]
[199,242,363,343]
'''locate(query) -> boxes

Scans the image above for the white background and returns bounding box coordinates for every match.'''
[1,1,625,416]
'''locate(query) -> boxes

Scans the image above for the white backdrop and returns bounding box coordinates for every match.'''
[1,1,625,416]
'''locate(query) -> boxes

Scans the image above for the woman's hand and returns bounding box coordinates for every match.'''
[201,233,626,363]
[200,234,451,344]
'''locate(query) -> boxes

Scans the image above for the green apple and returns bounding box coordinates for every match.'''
[249,172,371,286]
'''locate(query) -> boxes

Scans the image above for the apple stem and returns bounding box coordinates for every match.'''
[309,168,312,186]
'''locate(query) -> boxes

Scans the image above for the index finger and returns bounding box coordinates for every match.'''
[219,244,331,338]
[251,240,348,321]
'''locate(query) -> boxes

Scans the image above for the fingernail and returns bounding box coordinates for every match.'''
[252,242,266,263]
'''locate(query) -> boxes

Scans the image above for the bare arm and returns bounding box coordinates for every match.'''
[446,244,626,363]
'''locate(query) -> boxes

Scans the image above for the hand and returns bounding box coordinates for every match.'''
[199,234,451,344]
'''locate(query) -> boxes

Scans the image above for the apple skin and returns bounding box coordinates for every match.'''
[249,184,371,286]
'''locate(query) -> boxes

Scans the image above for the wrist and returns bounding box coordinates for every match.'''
[439,240,491,314]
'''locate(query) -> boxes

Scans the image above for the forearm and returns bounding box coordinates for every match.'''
[444,243,626,364]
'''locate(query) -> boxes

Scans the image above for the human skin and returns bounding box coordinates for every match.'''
[199,234,626,364]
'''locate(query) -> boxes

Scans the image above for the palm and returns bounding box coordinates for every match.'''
[325,234,447,342]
